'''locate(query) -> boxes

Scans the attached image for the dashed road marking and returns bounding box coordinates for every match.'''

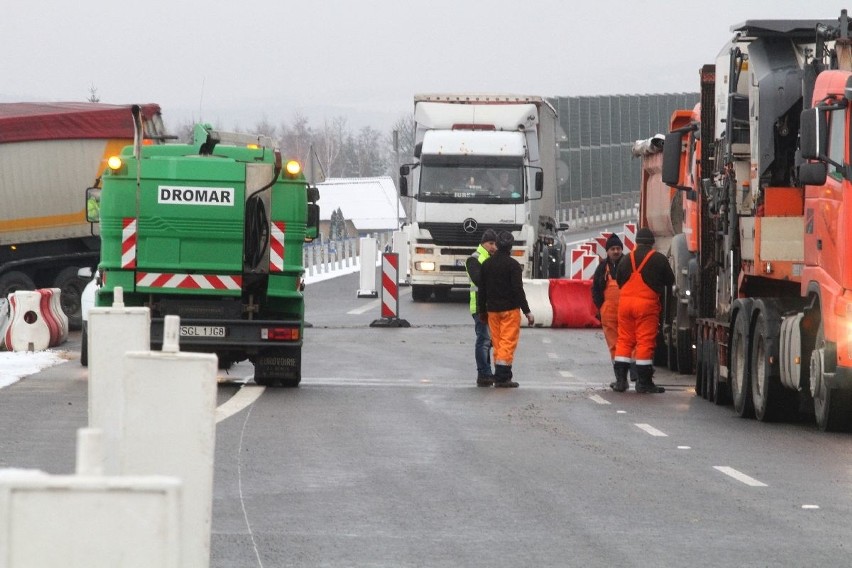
[589,394,610,405]
[677,446,691,450]
[802,505,820,509]
[559,370,575,378]
[547,352,559,360]
[635,423,668,437]
[713,466,768,487]
[542,337,552,344]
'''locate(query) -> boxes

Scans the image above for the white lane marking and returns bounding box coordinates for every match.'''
[235,392,265,567]
[559,370,575,378]
[802,505,820,509]
[299,378,605,390]
[348,287,411,314]
[677,446,691,450]
[542,337,552,344]
[216,384,265,423]
[616,410,627,414]
[589,394,610,405]
[547,352,559,360]
[713,466,768,487]
[635,423,668,437]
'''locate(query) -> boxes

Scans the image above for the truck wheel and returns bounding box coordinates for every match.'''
[712,342,731,407]
[730,311,754,418]
[705,343,717,402]
[811,324,852,431]
[434,286,450,301]
[676,328,693,374]
[751,310,795,422]
[411,285,431,302]
[54,267,86,330]
[694,330,705,396]
[80,322,88,367]
[0,271,35,298]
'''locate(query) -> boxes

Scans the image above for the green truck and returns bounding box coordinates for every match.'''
[88,114,319,386]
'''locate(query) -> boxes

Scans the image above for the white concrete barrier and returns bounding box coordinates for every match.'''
[0,470,182,568]
[521,279,553,328]
[87,287,151,475]
[357,236,378,297]
[120,315,217,568]
[4,291,50,352]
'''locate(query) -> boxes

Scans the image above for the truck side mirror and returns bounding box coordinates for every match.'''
[85,187,101,223]
[399,165,410,176]
[799,107,826,160]
[307,186,320,203]
[661,132,684,187]
[535,170,543,193]
[306,203,320,241]
[399,176,408,197]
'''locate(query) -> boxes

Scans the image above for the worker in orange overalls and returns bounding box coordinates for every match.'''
[477,231,535,387]
[591,233,636,389]
[592,233,626,358]
[613,228,674,393]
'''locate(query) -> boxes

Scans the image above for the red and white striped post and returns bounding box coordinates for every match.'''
[370,252,410,327]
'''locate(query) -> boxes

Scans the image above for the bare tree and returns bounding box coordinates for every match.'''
[279,113,314,166]
[87,85,100,103]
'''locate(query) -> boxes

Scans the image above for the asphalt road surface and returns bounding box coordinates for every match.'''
[2,271,851,567]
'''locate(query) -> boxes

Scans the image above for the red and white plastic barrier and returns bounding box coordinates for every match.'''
[521,279,553,327]
[4,289,69,351]
[518,279,601,329]
[549,279,601,328]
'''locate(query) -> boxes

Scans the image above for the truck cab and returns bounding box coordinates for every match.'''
[400,96,561,301]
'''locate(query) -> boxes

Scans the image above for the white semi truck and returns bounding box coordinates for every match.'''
[399,94,565,301]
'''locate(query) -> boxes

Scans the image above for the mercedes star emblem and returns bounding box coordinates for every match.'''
[462,218,478,233]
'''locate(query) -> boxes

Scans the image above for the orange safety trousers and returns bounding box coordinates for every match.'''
[614,252,660,365]
[600,264,620,359]
[487,309,521,366]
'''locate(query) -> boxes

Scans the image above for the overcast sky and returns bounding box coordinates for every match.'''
[2,1,845,132]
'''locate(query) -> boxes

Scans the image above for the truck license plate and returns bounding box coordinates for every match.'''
[180,326,226,337]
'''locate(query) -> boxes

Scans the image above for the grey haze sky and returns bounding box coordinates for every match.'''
[2,1,845,132]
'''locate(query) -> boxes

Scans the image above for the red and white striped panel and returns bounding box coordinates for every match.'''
[269,221,286,272]
[593,235,608,258]
[582,254,599,280]
[381,253,399,319]
[623,222,637,253]
[122,218,137,269]
[570,249,586,280]
[136,272,242,290]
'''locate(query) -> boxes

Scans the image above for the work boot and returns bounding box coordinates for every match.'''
[610,362,630,392]
[629,362,639,382]
[477,374,495,387]
[635,365,665,393]
[494,364,519,388]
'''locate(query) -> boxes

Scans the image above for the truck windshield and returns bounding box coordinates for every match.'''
[418,165,523,203]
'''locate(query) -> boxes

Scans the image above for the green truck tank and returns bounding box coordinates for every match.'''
[91,119,319,386]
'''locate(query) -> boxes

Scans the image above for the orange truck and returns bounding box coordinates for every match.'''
[0,102,165,327]
[655,11,852,430]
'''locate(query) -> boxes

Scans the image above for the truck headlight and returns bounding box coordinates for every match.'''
[415,261,436,271]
